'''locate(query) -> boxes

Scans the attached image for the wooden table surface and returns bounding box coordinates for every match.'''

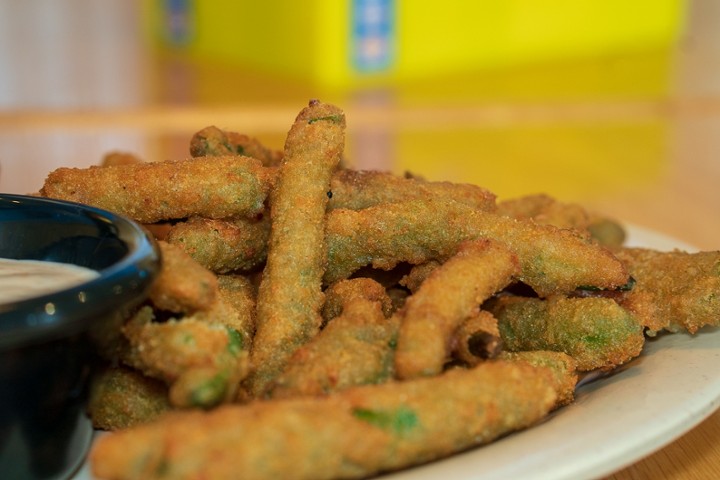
[0,1,718,479]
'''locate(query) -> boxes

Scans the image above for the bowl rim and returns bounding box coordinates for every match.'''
[0,193,161,349]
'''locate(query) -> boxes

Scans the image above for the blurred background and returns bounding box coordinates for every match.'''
[0,0,718,249]
[1,2,720,479]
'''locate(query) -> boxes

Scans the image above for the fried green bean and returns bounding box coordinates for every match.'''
[325,198,629,296]
[165,215,270,274]
[395,240,519,379]
[162,172,493,275]
[148,241,218,314]
[498,193,591,231]
[489,295,644,371]
[248,100,345,397]
[327,168,497,212]
[189,125,283,167]
[91,360,558,480]
[215,274,257,349]
[121,307,249,409]
[321,277,393,324]
[498,350,578,408]
[40,156,273,223]
[614,247,720,334]
[269,295,398,399]
[88,365,171,431]
[497,193,626,247]
[398,260,441,294]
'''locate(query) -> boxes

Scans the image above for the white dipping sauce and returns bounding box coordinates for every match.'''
[0,258,100,304]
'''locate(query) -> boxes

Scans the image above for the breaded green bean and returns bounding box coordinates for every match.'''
[148,241,218,314]
[325,198,629,296]
[395,240,519,379]
[122,307,249,409]
[498,193,626,247]
[88,365,171,431]
[248,100,345,397]
[614,247,720,334]
[165,215,270,273]
[321,277,393,324]
[498,193,591,231]
[215,274,257,349]
[91,360,557,480]
[398,260,441,294]
[489,295,644,371]
[498,350,578,408]
[327,168,497,211]
[189,125,283,167]
[269,296,398,399]
[40,156,273,223]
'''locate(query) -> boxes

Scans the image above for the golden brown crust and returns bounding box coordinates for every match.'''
[394,240,519,379]
[247,101,346,397]
[40,156,273,223]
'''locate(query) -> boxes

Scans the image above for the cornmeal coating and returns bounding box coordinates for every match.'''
[497,193,626,248]
[497,193,626,247]
[121,307,249,409]
[248,100,345,397]
[148,241,218,314]
[498,350,578,408]
[269,296,398,399]
[614,247,720,334]
[325,199,629,296]
[215,274,257,349]
[189,125,283,167]
[327,168,497,212]
[398,260,441,293]
[321,277,394,324]
[395,240,519,379]
[40,156,273,223]
[88,365,171,431]
[91,361,557,480]
[489,295,644,371]
[165,215,270,273]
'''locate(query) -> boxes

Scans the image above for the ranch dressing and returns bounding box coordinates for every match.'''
[0,258,99,304]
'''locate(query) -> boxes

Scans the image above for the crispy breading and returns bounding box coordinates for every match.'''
[489,295,644,371]
[325,198,629,296]
[148,241,218,314]
[88,365,171,431]
[497,193,626,247]
[614,247,720,334]
[91,361,557,480]
[40,156,273,223]
[247,100,345,397]
[395,240,519,379]
[121,307,249,408]
[328,168,497,211]
[189,125,284,167]
[269,295,398,399]
[165,215,270,274]
[321,277,394,324]
[499,350,578,408]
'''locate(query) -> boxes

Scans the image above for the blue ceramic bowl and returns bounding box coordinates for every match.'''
[0,193,161,480]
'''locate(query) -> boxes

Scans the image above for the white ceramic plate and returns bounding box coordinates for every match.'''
[75,225,720,480]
